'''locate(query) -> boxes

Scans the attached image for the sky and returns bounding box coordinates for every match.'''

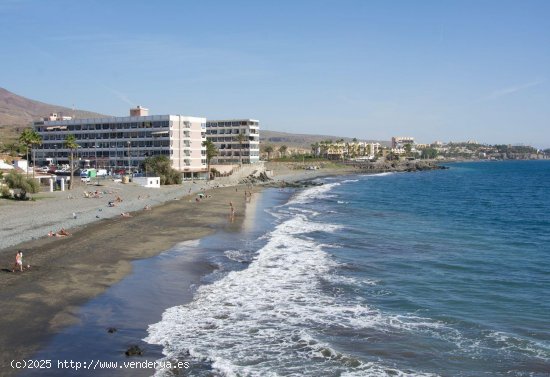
[1,0,549,147]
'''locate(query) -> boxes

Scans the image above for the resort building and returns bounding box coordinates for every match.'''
[314,141,381,160]
[205,119,260,164]
[391,136,415,149]
[33,107,207,179]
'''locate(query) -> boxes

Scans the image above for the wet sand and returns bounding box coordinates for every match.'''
[0,185,248,375]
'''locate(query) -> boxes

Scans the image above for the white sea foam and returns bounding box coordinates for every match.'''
[145,182,447,376]
[361,172,395,177]
[146,209,443,376]
[287,182,341,205]
[483,331,550,361]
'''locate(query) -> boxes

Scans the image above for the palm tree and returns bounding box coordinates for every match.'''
[264,145,274,161]
[64,134,79,190]
[19,128,42,178]
[202,140,218,180]
[278,145,288,158]
[310,142,320,157]
[235,133,247,166]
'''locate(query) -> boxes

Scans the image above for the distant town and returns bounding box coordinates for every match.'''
[2,107,549,174]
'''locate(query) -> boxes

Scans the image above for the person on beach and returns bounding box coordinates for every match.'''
[229,201,235,222]
[57,228,71,237]
[121,212,132,217]
[144,205,151,210]
[12,251,23,272]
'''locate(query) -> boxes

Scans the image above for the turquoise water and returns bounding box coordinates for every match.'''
[148,161,550,376]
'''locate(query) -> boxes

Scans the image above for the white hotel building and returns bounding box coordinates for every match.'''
[33,106,207,178]
[205,119,260,164]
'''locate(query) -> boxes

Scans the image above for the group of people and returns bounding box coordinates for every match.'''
[83,190,109,199]
[48,228,71,237]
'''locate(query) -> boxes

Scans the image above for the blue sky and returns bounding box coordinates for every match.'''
[1,0,549,147]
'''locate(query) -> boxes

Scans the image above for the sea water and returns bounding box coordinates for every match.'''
[146,161,550,376]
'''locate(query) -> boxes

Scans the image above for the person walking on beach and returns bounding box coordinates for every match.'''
[229,201,235,222]
[12,251,23,272]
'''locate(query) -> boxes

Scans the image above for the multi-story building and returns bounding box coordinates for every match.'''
[205,119,260,164]
[391,136,415,149]
[33,106,207,179]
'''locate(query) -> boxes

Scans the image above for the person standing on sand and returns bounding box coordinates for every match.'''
[12,251,23,272]
[229,201,235,222]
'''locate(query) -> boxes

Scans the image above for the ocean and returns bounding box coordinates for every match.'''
[146,161,550,376]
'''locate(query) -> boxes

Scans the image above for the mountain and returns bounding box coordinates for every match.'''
[0,87,108,127]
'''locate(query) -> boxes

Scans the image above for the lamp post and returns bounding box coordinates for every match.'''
[94,142,98,169]
[127,141,131,176]
[94,142,99,185]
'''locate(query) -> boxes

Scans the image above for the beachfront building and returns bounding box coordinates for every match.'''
[205,119,260,164]
[314,141,381,160]
[33,107,207,179]
[391,136,416,155]
[391,136,415,149]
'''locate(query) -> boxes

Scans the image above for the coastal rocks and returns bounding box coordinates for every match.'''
[125,345,144,356]
[354,160,447,173]
[265,180,323,189]
[239,171,272,185]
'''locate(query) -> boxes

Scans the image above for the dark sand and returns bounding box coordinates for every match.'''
[0,185,249,375]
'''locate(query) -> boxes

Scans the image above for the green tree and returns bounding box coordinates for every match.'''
[310,142,320,157]
[278,145,288,158]
[19,128,42,178]
[421,148,438,159]
[202,140,218,180]
[404,143,412,156]
[235,133,247,166]
[141,155,182,185]
[2,142,21,157]
[64,134,79,190]
[264,145,274,161]
[386,152,399,161]
[4,171,40,200]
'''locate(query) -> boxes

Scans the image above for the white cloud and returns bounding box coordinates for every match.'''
[102,86,135,107]
[480,79,545,101]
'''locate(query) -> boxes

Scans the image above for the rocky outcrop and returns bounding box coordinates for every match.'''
[352,160,447,173]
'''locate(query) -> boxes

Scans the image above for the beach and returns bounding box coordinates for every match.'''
[0,164,357,376]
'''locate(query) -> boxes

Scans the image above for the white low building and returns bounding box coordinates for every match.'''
[133,176,161,188]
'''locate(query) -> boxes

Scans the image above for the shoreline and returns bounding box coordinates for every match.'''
[0,184,250,375]
[0,166,358,375]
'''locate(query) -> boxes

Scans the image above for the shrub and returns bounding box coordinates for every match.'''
[3,172,40,200]
[1,185,11,199]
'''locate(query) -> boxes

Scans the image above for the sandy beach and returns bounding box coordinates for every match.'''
[0,164,358,375]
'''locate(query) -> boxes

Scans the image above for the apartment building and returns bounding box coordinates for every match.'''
[33,107,207,178]
[205,119,260,164]
[391,136,415,149]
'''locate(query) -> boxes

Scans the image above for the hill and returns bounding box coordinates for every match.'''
[0,87,108,126]
[0,87,108,143]
[260,129,389,149]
